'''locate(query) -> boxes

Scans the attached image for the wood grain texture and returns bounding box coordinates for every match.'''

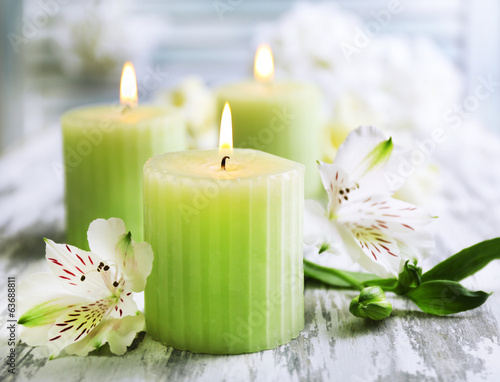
[1,126,500,382]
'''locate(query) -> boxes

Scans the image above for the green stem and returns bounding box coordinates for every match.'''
[364,278,398,292]
[304,259,365,291]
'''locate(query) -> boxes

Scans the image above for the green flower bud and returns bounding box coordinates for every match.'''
[393,261,422,295]
[349,286,392,320]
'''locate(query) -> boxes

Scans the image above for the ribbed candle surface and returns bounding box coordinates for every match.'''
[144,149,304,354]
[62,105,186,249]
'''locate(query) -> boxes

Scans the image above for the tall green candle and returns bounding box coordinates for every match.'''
[62,63,186,248]
[215,44,323,198]
[144,105,304,354]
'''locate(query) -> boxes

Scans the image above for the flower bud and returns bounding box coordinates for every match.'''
[393,261,422,295]
[349,286,392,320]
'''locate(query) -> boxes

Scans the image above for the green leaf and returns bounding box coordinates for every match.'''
[303,259,386,290]
[422,237,500,282]
[405,280,491,315]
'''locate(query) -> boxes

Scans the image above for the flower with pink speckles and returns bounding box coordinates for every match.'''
[18,218,153,358]
[305,126,435,278]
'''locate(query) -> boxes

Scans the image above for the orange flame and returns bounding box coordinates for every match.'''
[120,62,138,106]
[219,102,233,154]
[254,44,274,83]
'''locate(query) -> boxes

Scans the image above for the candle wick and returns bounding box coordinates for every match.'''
[221,156,230,171]
[121,104,132,114]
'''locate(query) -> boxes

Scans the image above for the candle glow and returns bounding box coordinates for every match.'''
[254,44,274,83]
[120,61,138,107]
[218,102,233,155]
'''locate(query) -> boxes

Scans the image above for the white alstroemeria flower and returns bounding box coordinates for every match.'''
[305,126,434,278]
[18,218,153,358]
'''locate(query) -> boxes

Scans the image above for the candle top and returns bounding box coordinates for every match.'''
[145,149,303,180]
[61,104,175,126]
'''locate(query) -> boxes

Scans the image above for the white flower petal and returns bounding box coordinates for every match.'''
[88,218,153,292]
[334,126,402,195]
[47,298,115,358]
[18,273,92,346]
[356,146,405,197]
[132,291,145,313]
[336,195,434,277]
[64,313,145,356]
[19,325,53,349]
[334,126,387,174]
[338,195,434,235]
[332,221,376,269]
[87,218,127,264]
[304,199,336,250]
[45,239,107,297]
[317,163,352,215]
[18,273,91,347]
[395,229,435,264]
[115,235,154,293]
[343,223,401,278]
[109,291,138,319]
[129,242,154,292]
[303,243,359,271]
[107,313,145,355]
[19,273,79,317]
[304,200,363,265]
[61,326,104,357]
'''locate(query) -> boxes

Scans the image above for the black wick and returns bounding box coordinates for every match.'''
[221,156,230,171]
[121,104,132,114]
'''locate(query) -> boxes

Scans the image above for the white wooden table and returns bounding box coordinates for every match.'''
[1,126,500,382]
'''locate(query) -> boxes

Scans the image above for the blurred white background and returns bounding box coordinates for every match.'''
[1,0,499,152]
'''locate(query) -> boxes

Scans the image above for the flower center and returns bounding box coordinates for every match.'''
[78,260,124,296]
[337,183,359,205]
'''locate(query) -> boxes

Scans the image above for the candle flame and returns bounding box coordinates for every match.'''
[254,44,274,83]
[120,62,138,106]
[219,102,233,154]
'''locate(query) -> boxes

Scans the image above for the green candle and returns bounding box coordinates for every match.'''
[215,44,323,198]
[144,105,304,354]
[62,63,186,248]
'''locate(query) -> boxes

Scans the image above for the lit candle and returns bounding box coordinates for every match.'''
[62,62,186,248]
[216,44,323,197]
[144,103,304,354]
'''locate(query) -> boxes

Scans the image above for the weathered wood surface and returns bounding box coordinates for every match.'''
[1,126,500,382]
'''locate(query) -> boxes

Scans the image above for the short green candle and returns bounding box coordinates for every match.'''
[144,149,304,354]
[215,46,323,197]
[62,104,186,248]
